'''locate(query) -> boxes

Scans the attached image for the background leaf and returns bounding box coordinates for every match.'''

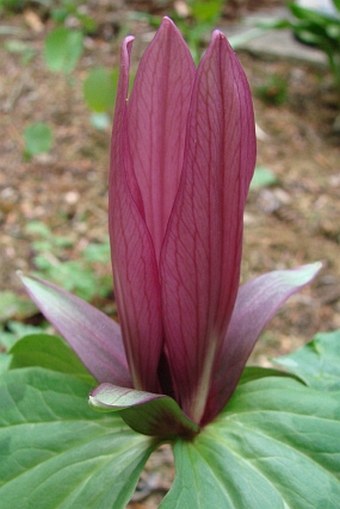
[9,333,92,378]
[23,122,53,156]
[0,290,36,323]
[0,322,47,351]
[83,67,118,113]
[44,27,83,73]
[250,165,278,189]
[274,329,340,390]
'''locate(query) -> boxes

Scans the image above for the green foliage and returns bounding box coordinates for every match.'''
[267,1,340,89]
[0,329,339,507]
[189,0,224,24]
[0,291,36,323]
[83,241,111,263]
[0,321,47,351]
[163,375,340,508]
[43,26,84,73]
[134,0,225,62]
[1,0,96,32]
[23,122,53,158]
[9,333,92,376]
[83,67,118,113]
[25,221,112,301]
[89,112,111,130]
[33,257,112,301]
[0,367,154,508]
[174,0,225,62]
[3,39,36,64]
[255,74,288,105]
[51,0,97,34]
[0,0,24,12]
[250,166,279,189]
[275,329,340,390]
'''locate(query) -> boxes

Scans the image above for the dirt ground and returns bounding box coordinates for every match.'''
[0,1,339,507]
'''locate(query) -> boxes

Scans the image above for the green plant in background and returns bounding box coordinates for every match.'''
[0,321,48,352]
[255,74,288,105]
[0,290,36,323]
[3,39,36,64]
[44,25,84,74]
[173,0,225,61]
[0,0,24,12]
[132,0,225,61]
[51,0,96,34]
[268,1,340,90]
[250,165,279,189]
[43,0,98,74]
[83,67,119,129]
[23,122,53,159]
[25,221,112,301]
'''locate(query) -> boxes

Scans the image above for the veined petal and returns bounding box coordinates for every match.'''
[203,262,322,424]
[19,274,131,387]
[161,31,256,422]
[127,17,195,261]
[90,384,199,438]
[109,36,163,392]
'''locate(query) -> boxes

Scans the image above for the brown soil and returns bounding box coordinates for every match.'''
[0,2,339,507]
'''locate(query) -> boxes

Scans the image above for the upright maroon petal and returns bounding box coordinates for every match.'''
[160,32,256,422]
[203,262,322,424]
[109,37,163,392]
[127,17,195,261]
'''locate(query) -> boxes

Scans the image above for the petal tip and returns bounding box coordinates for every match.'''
[122,34,134,52]
[212,29,225,40]
[16,269,24,281]
[161,16,176,28]
[159,16,186,40]
[300,261,323,281]
[211,29,233,51]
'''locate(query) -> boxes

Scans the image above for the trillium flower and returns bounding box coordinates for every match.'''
[21,18,321,438]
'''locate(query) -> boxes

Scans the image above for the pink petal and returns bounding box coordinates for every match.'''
[19,274,131,387]
[203,262,322,424]
[127,17,195,262]
[160,31,256,422]
[109,36,163,392]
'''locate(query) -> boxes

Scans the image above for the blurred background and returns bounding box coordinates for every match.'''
[0,0,339,383]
